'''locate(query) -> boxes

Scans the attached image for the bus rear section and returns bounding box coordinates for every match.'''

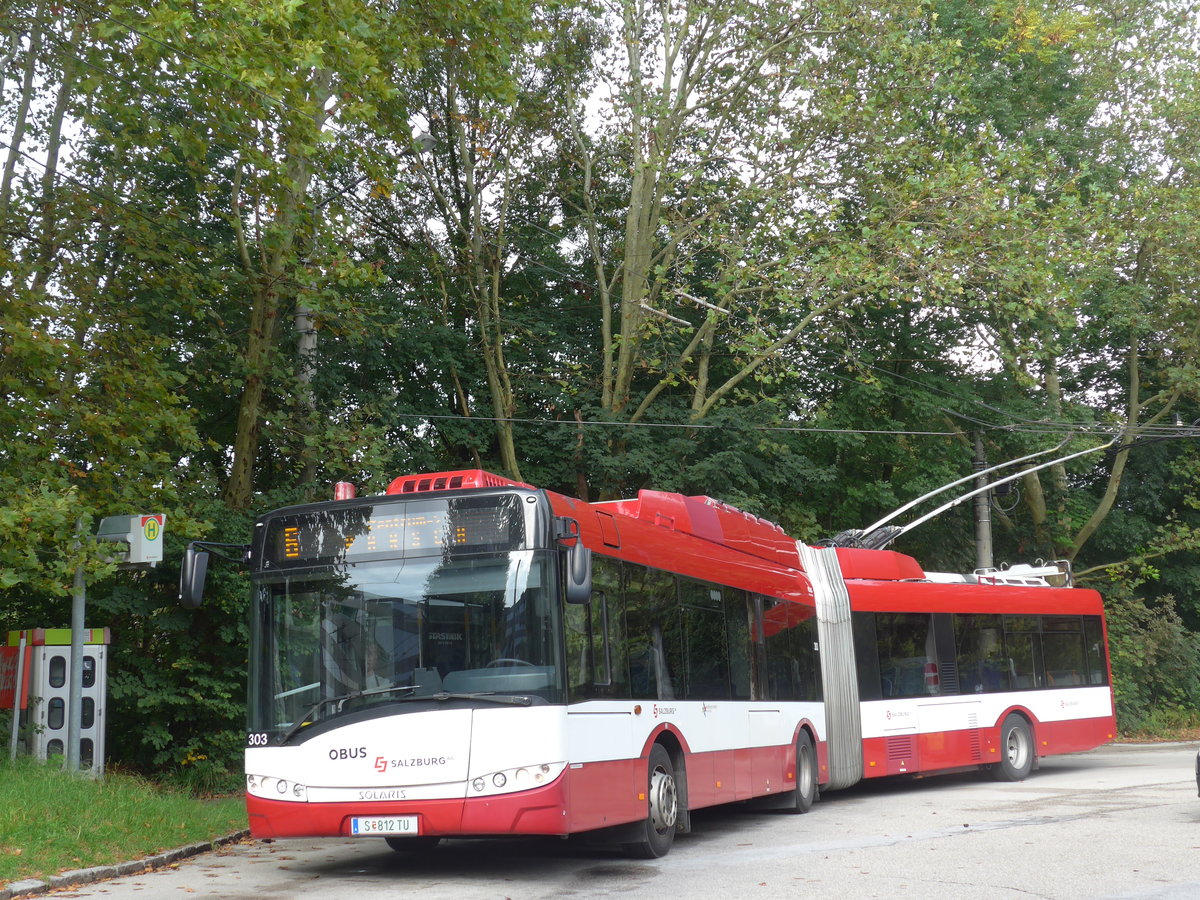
[802,545,1117,788]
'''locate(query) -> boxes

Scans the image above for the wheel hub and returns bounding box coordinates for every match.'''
[648,766,678,833]
[1006,726,1030,769]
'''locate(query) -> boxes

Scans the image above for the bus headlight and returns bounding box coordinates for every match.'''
[469,763,565,796]
[247,774,308,802]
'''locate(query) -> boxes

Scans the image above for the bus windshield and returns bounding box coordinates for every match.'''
[247,550,564,736]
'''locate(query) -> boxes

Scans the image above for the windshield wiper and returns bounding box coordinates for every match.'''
[395,691,534,707]
[277,683,420,745]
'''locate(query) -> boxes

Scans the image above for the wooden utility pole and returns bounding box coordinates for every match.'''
[973,432,993,570]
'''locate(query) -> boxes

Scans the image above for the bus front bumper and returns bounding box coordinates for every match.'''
[246,773,571,839]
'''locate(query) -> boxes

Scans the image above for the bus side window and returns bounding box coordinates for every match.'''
[565,556,629,701]
[680,580,730,700]
[1042,617,1087,686]
[1003,617,1044,689]
[953,614,1007,693]
[725,589,753,701]
[1082,617,1109,685]
[852,612,882,701]
[564,601,592,699]
[760,595,819,701]
[595,556,628,698]
[760,596,791,700]
[623,564,681,701]
[875,613,940,698]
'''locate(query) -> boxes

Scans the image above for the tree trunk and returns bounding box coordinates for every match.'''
[29,10,83,294]
[1066,333,1140,561]
[223,280,283,509]
[0,0,44,231]
[222,138,312,509]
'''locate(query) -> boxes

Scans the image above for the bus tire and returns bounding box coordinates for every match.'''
[624,744,679,858]
[993,714,1034,782]
[791,730,817,813]
[385,836,441,853]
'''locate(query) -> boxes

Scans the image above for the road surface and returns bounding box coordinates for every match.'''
[36,742,1200,900]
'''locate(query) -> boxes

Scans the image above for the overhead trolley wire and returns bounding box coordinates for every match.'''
[388,411,1114,440]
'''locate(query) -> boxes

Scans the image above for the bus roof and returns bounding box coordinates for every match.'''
[373,470,1076,594]
[594,489,800,569]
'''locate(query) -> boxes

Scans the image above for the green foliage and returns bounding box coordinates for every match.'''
[1101,582,1200,732]
[1118,705,1200,742]
[91,505,254,781]
[2,0,1199,778]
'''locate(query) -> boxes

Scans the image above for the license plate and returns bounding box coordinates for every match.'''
[350,815,419,836]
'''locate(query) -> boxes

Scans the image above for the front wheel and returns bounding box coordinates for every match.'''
[992,713,1034,782]
[623,744,679,858]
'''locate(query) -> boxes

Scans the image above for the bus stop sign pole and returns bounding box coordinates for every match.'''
[67,525,85,773]
[65,513,165,774]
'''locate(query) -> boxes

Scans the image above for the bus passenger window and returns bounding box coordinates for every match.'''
[761,596,819,701]
[725,590,753,701]
[875,613,939,698]
[593,556,629,699]
[564,601,592,699]
[1082,617,1109,685]
[680,581,730,700]
[953,614,1008,693]
[1002,622,1043,690]
[852,612,882,701]
[564,558,627,702]
[622,565,681,701]
[1042,617,1087,686]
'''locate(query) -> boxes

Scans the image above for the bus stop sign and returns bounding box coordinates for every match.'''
[96,514,166,566]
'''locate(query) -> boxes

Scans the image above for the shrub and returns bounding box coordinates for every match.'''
[1102,583,1200,733]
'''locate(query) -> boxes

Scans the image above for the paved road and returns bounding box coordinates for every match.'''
[44,742,1200,900]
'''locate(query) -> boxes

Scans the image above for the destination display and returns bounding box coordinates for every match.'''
[261,496,525,567]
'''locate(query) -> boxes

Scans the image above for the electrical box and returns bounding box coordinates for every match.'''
[95,514,165,566]
[6,629,110,772]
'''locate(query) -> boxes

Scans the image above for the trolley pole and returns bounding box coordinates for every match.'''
[972,433,994,570]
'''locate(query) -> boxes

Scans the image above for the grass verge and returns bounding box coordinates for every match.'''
[1118,707,1200,743]
[0,756,246,887]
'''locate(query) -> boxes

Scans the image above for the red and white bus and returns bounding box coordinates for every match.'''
[182,469,1115,857]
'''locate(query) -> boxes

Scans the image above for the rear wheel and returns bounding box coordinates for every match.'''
[992,713,1034,781]
[790,730,817,813]
[385,836,441,853]
[624,744,679,858]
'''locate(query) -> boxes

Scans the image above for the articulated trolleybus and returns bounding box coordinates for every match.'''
[181,469,1115,858]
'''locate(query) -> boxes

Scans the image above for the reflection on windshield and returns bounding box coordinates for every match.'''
[248,552,563,733]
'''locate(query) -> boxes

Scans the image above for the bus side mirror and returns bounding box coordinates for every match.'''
[566,542,592,604]
[556,517,592,604]
[179,543,210,609]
